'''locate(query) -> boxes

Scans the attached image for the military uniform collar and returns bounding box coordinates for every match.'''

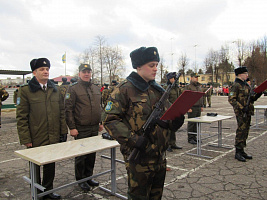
[126,72,165,93]
[235,77,249,86]
[78,78,92,87]
[28,76,57,93]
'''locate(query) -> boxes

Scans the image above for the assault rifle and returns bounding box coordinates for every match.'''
[243,79,255,118]
[127,72,181,162]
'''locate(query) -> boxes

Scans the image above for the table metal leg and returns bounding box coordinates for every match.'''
[256,109,259,129]
[111,147,116,193]
[30,162,38,200]
[196,122,201,156]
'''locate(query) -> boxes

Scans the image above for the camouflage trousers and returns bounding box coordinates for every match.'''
[207,96,211,106]
[125,159,167,200]
[235,114,251,149]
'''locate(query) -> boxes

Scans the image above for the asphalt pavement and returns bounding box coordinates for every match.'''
[0,95,267,200]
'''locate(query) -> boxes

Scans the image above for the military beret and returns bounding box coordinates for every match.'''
[79,64,91,72]
[130,47,160,69]
[234,66,248,76]
[62,77,67,82]
[191,72,200,77]
[246,78,250,82]
[166,72,176,80]
[30,58,50,71]
[104,83,109,86]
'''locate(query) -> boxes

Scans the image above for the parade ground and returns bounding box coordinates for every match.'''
[1,95,267,200]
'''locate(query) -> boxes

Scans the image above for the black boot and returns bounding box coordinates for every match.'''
[235,148,246,162]
[167,145,173,152]
[241,149,252,159]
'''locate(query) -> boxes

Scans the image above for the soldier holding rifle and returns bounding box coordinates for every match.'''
[103,47,184,199]
[228,66,262,162]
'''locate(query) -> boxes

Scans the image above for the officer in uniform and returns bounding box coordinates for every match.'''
[103,47,184,199]
[65,64,103,191]
[185,73,204,144]
[228,67,262,162]
[166,72,183,152]
[0,86,9,128]
[16,58,68,199]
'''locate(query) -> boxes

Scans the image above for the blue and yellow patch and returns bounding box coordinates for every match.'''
[65,93,70,99]
[229,92,234,96]
[17,97,21,105]
[105,101,113,111]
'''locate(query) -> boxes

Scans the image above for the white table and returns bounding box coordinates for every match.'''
[253,105,267,129]
[185,115,233,158]
[15,135,126,200]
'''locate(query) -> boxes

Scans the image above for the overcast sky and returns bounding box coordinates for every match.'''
[0,0,266,80]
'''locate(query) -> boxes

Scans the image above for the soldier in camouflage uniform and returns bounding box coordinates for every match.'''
[109,80,118,94]
[101,83,109,107]
[0,86,9,128]
[103,47,184,199]
[185,73,204,144]
[206,83,212,107]
[166,72,183,152]
[228,67,262,162]
[59,77,69,101]
[202,84,207,108]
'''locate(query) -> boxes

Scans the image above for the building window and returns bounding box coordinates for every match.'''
[187,77,190,81]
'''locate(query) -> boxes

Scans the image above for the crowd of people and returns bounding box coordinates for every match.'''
[0,46,264,200]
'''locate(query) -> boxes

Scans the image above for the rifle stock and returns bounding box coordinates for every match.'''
[127,72,181,162]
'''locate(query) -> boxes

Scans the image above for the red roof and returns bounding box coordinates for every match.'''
[53,75,74,82]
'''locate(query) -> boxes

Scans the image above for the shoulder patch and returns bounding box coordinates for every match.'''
[105,101,113,112]
[17,97,21,105]
[229,92,234,96]
[65,93,70,99]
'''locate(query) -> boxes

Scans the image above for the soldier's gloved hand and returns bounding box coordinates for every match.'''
[134,135,148,151]
[60,134,67,142]
[242,106,249,113]
[171,115,185,131]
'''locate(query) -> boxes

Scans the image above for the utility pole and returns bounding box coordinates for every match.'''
[194,44,198,72]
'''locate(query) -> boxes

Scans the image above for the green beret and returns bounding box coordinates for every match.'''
[130,47,160,69]
[191,72,200,77]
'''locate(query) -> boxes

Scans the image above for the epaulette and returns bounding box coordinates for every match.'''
[117,79,128,88]
[20,83,28,87]
[70,82,78,86]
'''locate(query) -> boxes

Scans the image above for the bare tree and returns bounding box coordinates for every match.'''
[103,45,125,84]
[94,35,106,85]
[177,52,189,83]
[156,57,168,84]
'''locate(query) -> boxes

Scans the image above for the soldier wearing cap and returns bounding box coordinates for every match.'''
[103,47,184,199]
[16,58,68,199]
[206,83,212,107]
[0,85,9,128]
[165,72,183,152]
[228,66,262,162]
[65,64,103,191]
[185,72,204,144]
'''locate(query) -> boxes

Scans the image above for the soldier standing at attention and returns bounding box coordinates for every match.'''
[59,77,69,101]
[103,47,184,199]
[65,64,103,192]
[16,58,68,199]
[101,83,109,107]
[166,72,183,152]
[0,86,9,128]
[206,83,212,107]
[185,73,204,144]
[228,67,262,162]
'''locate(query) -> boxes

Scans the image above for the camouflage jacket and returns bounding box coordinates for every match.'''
[0,87,9,105]
[102,88,110,107]
[103,72,171,164]
[185,81,203,107]
[168,83,181,104]
[228,78,261,116]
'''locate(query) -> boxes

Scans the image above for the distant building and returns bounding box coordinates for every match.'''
[52,75,74,85]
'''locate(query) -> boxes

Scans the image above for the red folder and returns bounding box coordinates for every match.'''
[254,80,267,93]
[160,90,205,120]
